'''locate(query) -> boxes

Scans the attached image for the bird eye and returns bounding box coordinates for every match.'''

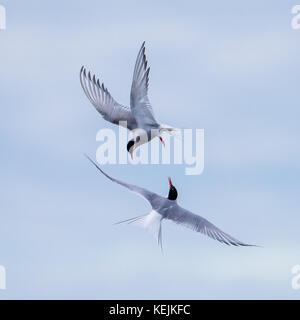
[136,136,140,143]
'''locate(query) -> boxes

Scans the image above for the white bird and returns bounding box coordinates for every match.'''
[85,155,256,250]
[80,42,177,158]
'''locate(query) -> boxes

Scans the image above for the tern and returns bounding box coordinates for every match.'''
[85,156,255,250]
[80,42,177,158]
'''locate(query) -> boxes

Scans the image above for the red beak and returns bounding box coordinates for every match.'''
[168,177,172,187]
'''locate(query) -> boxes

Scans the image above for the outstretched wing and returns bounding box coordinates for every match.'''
[85,155,161,206]
[165,205,255,246]
[80,66,137,130]
[130,42,159,129]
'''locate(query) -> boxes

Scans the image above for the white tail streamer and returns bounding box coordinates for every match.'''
[160,124,181,140]
[114,210,163,252]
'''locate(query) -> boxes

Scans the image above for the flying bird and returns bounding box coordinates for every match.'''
[80,42,177,158]
[85,155,255,250]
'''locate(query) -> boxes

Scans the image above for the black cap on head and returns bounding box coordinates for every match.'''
[168,177,178,200]
[127,140,135,153]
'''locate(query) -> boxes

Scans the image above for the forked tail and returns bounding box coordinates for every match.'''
[159,124,181,139]
[114,210,163,252]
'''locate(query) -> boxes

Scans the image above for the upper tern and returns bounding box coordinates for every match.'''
[80,42,177,158]
[86,156,256,250]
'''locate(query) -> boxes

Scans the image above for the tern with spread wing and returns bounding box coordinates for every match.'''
[85,156,255,250]
[80,42,177,158]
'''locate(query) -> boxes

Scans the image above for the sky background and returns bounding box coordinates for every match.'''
[1,0,300,299]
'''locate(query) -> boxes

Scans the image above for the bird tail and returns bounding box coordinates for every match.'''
[159,124,181,139]
[114,210,163,252]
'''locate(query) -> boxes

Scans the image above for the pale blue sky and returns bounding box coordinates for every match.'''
[1,0,300,299]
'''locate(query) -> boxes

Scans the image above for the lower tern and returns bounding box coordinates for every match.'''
[86,156,256,250]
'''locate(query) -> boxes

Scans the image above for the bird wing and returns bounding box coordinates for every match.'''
[80,66,137,130]
[130,42,159,130]
[165,205,254,246]
[85,155,161,206]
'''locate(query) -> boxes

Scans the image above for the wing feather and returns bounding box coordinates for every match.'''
[165,205,255,247]
[85,155,161,206]
[80,66,137,130]
[130,42,159,129]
